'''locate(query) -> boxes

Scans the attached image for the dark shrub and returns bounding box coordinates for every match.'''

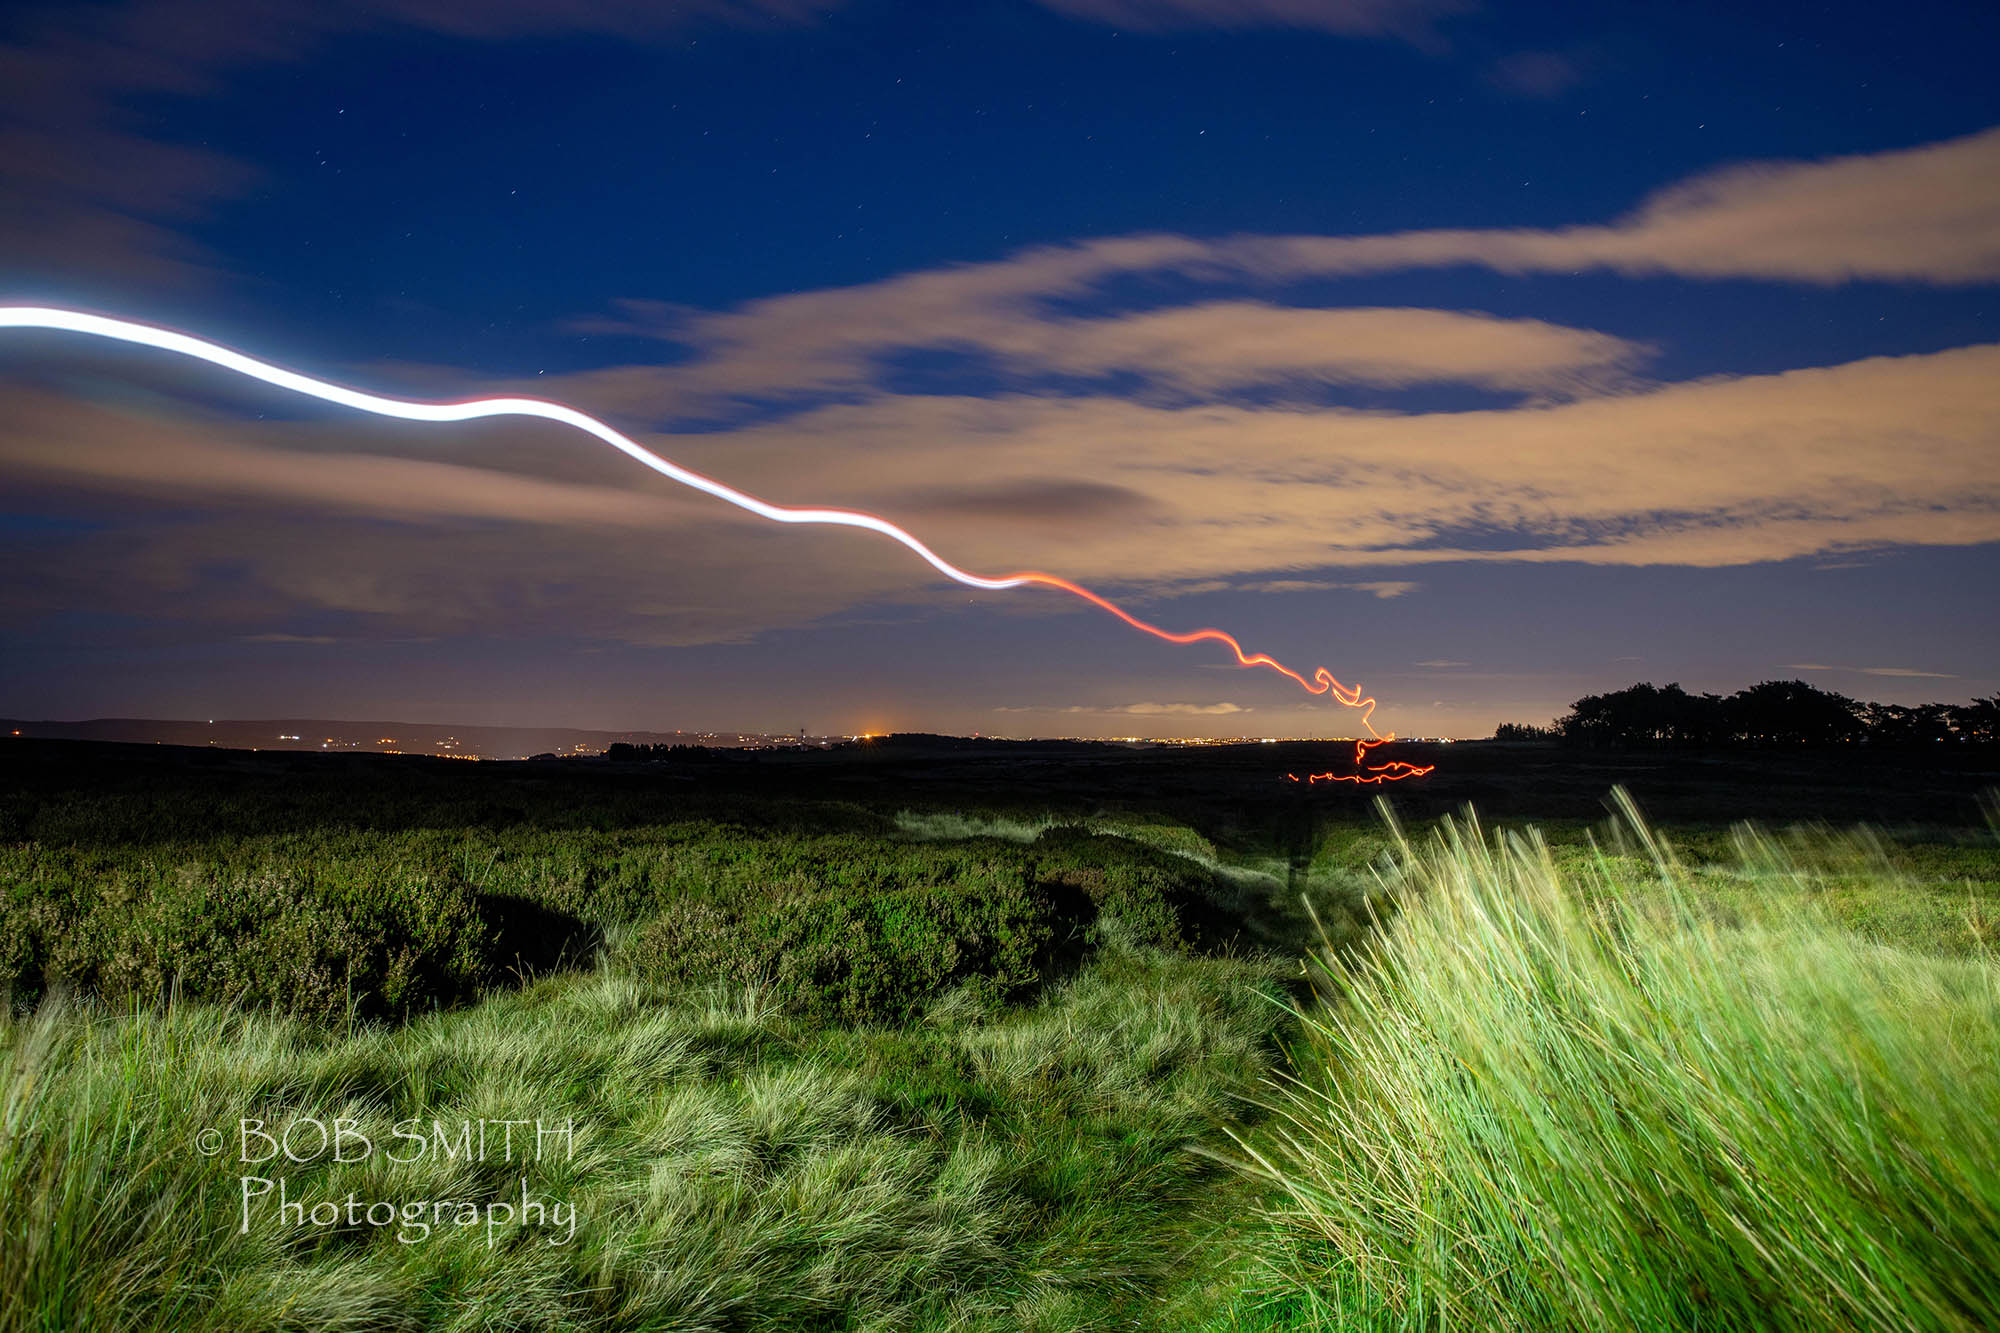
[1027,827,1231,950]
[478,892,602,983]
[623,828,1242,1025]
[631,857,1057,1025]
[0,856,488,1024]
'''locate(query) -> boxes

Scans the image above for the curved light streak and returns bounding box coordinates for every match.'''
[1285,738,1437,786]
[0,304,1427,779]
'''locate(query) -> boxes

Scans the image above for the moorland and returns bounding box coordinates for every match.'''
[1,733,1996,1331]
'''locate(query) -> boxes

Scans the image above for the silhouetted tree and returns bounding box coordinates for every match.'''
[1862,702,1954,746]
[1533,679,1990,750]
[1723,680,1865,746]
[1556,682,1726,748]
[1558,684,1648,746]
[1949,695,2000,744]
[1531,677,1966,748]
[605,742,689,761]
[1661,684,1729,746]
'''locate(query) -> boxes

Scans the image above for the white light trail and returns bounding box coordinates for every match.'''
[0,305,1028,589]
[0,303,1411,744]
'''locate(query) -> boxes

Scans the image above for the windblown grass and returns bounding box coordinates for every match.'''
[1,946,1289,1332]
[1238,790,2000,1332]
[10,746,1997,1330]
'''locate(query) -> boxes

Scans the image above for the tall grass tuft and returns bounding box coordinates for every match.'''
[1,952,1288,1330]
[1240,790,2000,1332]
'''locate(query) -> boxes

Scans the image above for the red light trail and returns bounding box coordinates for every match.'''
[0,305,1429,786]
[1285,738,1437,786]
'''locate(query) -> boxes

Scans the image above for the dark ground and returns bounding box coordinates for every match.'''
[6,733,1995,861]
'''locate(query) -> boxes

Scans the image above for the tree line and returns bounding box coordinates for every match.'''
[1495,680,2000,748]
[604,742,765,761]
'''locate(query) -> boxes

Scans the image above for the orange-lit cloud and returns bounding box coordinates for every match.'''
[992,701,1252,716]
[974,302,1646,396]
[641,342,2000,589]
[4,338,1994,648]
[572,293,1648,416]
[4,127,1996,656]
[1782,664,1959,679]
[551,127,2000,424]
[1235,125,2000,284]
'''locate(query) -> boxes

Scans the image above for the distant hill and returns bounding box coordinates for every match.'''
[0,717,838,761]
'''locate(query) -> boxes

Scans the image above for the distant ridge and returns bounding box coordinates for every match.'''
[0,717,838,761]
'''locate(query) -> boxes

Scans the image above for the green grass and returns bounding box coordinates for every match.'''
[1,945,1292,1332]
[1236,790,2000,1331]
[7,752,2000,1330]
[0,814,1272,1024]
[0,775,1314,1329]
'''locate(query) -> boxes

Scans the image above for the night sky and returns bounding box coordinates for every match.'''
[3,0,1996,739]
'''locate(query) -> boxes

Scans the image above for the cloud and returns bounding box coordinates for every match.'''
[1485,49,1587,98]
[0,490,927,649]
[609,130,2000,384]
[1030,0,1469,43]
[651,342,2000,590]
[1249,125,2000,284]
[884,479,1155,524]
[990,303,1646,396]
[1069,701,1251,715]
[1414,659,1469,668]
[3,333,1991,668]
[10,2,1996,301]
[0,0,834,286]
[7,126,2000,654]
[1782,664,1959,679]
[575,291,1649,418]
[0,385,949,647]
[1113,700,1245,715]
[0,387,711,529]
[1167,577,1419,597]
[548,128,2000,426]
[5,336,1996,648]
